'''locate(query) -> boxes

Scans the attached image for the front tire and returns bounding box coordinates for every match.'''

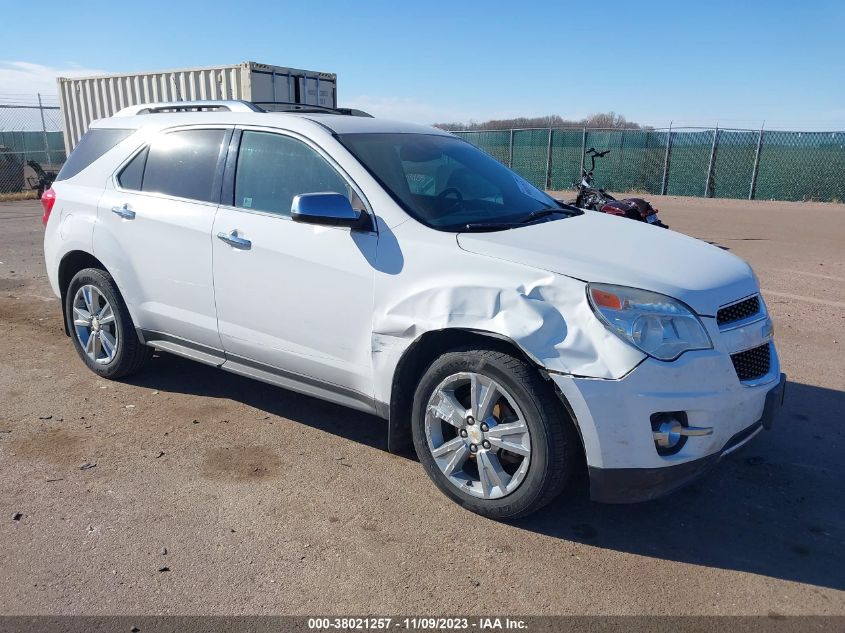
[65,267,150,379]
[412,348,576,519]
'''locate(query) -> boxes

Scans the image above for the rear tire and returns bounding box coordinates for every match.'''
[412,347,576,519]
[65,267,151,379]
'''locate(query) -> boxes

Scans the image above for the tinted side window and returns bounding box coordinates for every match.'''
[56,128,134,181]
[142,129,226,202]
[117,147,148,190]
[234,131,349,217]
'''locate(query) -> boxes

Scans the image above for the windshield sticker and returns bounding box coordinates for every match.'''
[242,197,253,208]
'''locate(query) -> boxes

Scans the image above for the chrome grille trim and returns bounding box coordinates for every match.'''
[717,295,762,329]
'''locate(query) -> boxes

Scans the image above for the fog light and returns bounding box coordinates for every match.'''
[653,418,685,450]
[650,412,713,456]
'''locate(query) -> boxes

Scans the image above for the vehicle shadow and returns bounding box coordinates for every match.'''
[126,355,844,591]
[126,352,397,456]
[515,380,845,592]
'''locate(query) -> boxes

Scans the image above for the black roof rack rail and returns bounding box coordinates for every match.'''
[251,101,373,117]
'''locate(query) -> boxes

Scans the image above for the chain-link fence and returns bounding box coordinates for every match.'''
[0,96,66,197]
[453,126,845,202]
[3,96,843,203]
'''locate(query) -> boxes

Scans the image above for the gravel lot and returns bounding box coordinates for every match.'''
[1,197,843,615]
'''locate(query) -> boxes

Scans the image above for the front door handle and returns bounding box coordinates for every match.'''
[217,230,252,250]
[111,204,135,220]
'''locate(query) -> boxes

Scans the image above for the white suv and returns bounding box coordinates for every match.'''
[42,100,785,518]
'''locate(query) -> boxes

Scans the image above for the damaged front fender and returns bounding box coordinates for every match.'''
[371,222,646,412]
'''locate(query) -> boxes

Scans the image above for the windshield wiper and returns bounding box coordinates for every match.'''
[452,205,583,232]
[459,222,520,232]
[518,206,580,224]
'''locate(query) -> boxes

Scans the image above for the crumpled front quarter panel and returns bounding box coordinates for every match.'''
[370,220,645,406]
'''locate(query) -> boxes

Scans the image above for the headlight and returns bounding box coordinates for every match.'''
[587,283,712,361]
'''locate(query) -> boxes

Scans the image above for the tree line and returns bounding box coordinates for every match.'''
[433,111,643,131]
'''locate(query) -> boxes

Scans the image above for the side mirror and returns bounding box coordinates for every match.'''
[291,192,367,228]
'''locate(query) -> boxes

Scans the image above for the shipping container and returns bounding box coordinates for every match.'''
[57,61,337,152]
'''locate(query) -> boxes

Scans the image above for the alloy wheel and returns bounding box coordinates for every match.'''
[72,284,119,364]
[424,372,532,499]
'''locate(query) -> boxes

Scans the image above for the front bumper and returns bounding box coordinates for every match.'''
[588,373,785,503]
[551,345,785,503]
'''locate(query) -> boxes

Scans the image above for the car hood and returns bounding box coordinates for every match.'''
[457,211,757,316]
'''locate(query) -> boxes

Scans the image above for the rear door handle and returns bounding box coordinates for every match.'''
[217,230,251,250]
[111,204,135,220]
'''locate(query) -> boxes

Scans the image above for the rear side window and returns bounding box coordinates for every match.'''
[55,128,134,181]
[117,147,148,190]
[141,129,226,202]
[233,131,349,217]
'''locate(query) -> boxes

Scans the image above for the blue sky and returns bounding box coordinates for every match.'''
[2,0,844,129]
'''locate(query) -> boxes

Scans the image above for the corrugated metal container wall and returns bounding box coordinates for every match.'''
[248,68,336,108]
[57,61,337,152]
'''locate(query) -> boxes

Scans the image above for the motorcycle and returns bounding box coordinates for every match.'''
[570,148,668,228]
[26,160,58,199]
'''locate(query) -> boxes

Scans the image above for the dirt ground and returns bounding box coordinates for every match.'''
[0,196,843,615]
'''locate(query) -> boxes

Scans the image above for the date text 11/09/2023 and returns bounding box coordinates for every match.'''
[307,617,529,630]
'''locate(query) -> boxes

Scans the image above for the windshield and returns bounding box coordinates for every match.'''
[338,133,562,231]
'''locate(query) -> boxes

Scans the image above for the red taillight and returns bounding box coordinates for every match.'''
[41,188,56,227]
[600,203,625,217]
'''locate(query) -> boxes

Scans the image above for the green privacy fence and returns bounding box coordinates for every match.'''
[0,130,66,163]
[0,130,66,193]
[452,127,845,202]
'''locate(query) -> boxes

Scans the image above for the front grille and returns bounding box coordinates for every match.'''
[731,343,771,381]
[717,295,761,327]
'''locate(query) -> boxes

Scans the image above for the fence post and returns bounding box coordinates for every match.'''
[579,126,587,175]
[704,125,719,198]
[544,127,553,190]
[660,122,673,196]
[37,93,52,166]
[508,128,514,168]
[748,123,764,200]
